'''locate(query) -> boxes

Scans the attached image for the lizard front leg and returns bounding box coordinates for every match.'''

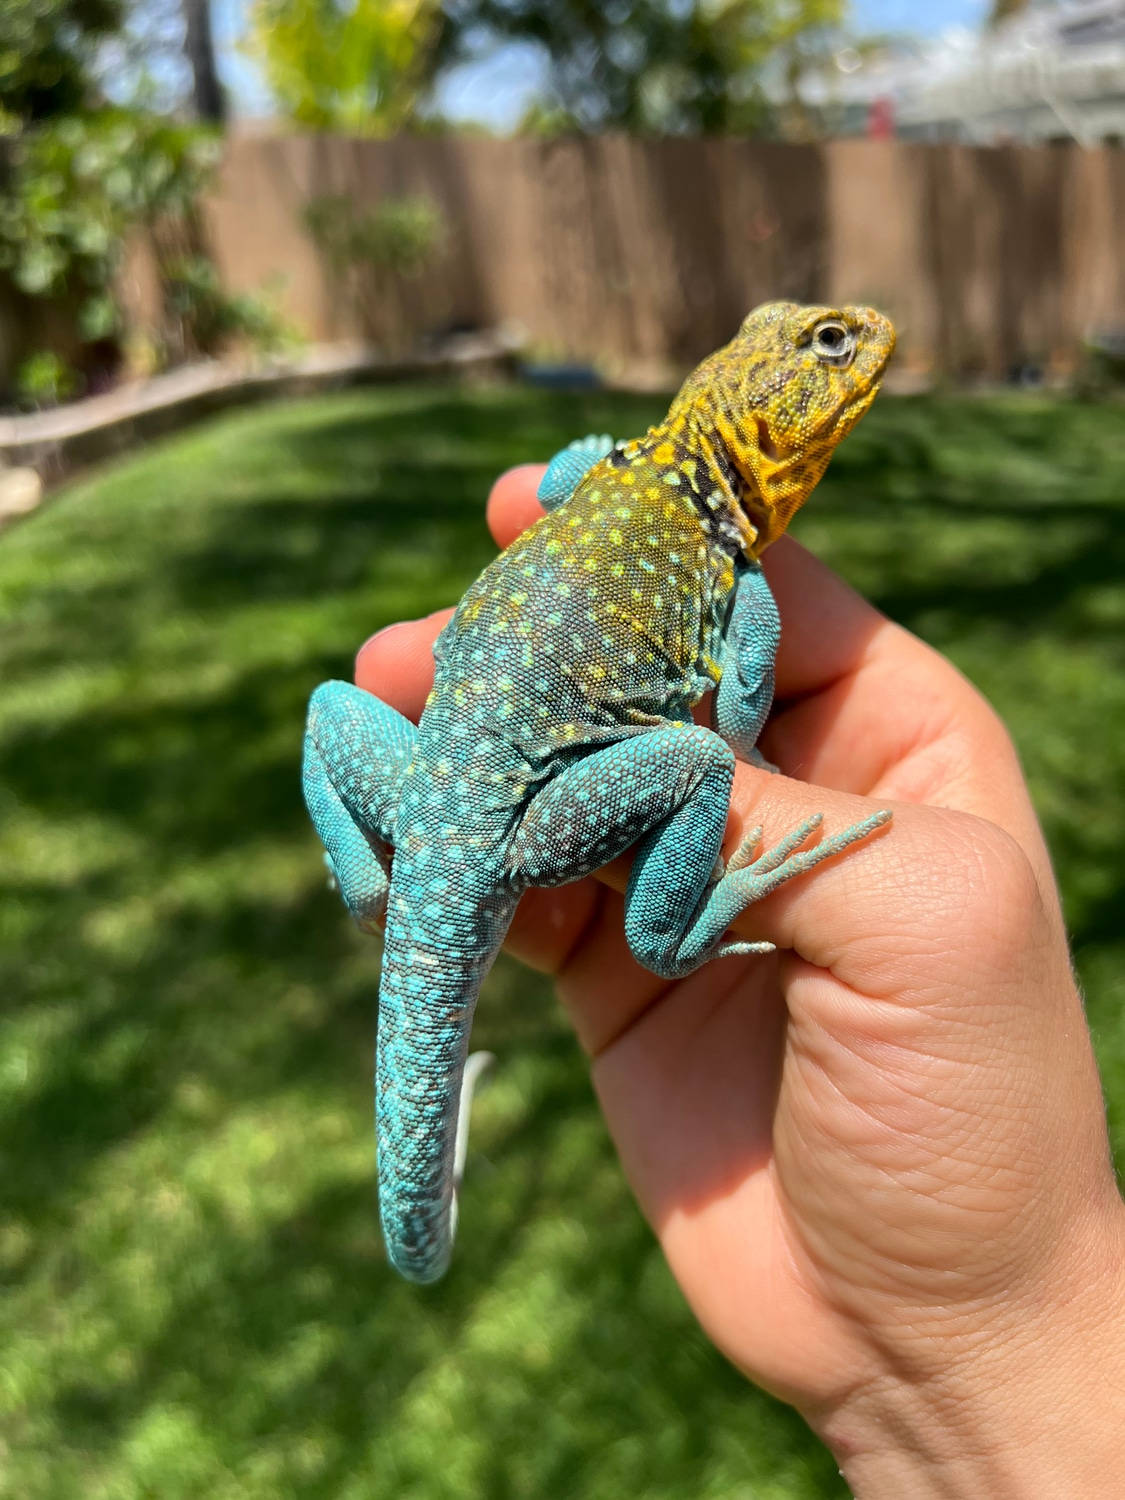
[512,727,889,981]
[713,559,780,771]
[537,434,616,510]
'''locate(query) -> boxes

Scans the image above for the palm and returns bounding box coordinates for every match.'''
[500,662,995,1407]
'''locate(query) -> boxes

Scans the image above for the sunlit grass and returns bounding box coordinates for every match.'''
[1,382,1122,1497]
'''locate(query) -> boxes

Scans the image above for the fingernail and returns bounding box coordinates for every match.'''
[359,621,412,655]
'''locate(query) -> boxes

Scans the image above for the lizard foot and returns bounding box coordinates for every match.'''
[646,809,893,978]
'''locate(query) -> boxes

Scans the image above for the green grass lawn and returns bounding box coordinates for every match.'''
[1,382,1122,1498]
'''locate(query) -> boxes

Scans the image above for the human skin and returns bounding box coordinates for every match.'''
[355,463,1125,1497]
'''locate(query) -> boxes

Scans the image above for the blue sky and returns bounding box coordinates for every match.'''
[213,0,991,123]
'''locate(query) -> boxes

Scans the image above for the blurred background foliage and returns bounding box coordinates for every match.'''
[0,110,219,327]
[0,0,124,127]
[238,0,847,136]
[243,0,438,133]
[0,0,856,401]
[1,382,1122,1496]
[2,0,1121,403]
[427,0,844,135]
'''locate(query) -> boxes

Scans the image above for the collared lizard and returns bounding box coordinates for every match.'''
[303,300,896,1283]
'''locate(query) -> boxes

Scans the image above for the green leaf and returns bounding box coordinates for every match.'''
[14,243,63,293]
[78,293,117,340]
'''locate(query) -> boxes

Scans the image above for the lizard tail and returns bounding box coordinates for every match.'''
[375,889,510,1283]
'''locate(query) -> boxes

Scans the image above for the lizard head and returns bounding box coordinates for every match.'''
[672,300,896,556]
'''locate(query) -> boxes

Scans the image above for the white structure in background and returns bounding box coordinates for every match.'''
[805,0,1125,144]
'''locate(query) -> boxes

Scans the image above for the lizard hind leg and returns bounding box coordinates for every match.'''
[302,679,418,931]
[634,807,893,977]
[510,724,890,982]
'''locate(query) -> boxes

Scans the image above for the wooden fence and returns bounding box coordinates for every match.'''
[65,134,1125,386]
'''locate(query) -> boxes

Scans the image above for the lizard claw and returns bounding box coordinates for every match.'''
[725,825,764,875]
[715,937,776,959]
[711,825,764,882]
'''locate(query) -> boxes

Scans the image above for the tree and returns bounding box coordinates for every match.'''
[242,0,440,132]
[434,0,844,135]
[0,0,122,125]
[182,0,226,122]
[988,0,1031,24]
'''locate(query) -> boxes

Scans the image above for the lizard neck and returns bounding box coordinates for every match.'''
[632,417,761,562]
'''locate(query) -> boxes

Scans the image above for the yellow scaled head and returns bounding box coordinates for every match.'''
[672,300,896,554]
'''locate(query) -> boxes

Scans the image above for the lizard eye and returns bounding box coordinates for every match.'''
[811,320,856,366]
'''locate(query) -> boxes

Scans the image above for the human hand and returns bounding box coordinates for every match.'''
[358,464,1125,1497]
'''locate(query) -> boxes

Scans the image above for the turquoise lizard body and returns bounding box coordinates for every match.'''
[303,300,896,1282]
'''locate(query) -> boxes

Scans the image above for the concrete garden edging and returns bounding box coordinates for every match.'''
[0,330,523,523]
